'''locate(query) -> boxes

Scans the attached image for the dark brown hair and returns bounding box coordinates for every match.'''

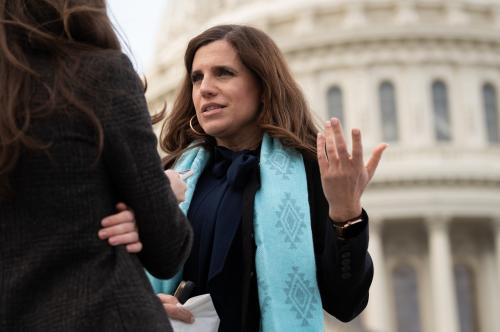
[160,24,319,167]
[0,0,121,194]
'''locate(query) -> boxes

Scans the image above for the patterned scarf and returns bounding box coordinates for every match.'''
[148,133,324,331]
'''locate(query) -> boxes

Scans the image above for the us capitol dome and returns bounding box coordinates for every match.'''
[146,1,500,331]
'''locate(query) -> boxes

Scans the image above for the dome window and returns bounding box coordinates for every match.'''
[327,86,344,125]
[432,80,452,142]
[482,83,499,144]
[379,81,399,142]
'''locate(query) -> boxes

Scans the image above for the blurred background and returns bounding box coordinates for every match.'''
[108,0,500,331]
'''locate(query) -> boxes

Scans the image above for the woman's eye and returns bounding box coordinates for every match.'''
[217,68,233,77]
[191,74,202,83]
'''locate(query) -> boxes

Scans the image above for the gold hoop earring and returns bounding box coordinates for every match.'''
[189,115,204,136]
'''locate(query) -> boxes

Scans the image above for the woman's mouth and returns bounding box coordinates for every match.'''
[202,103,226,115]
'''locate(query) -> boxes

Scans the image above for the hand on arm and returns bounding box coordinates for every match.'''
[98,170,188,252]
[316,118,387,222]
[98,203,142,253]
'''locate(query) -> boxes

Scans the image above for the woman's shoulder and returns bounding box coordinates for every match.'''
[76,51,142,97]
[79,51,135,78]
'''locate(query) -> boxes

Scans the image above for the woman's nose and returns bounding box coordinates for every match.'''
[199,77,217,98]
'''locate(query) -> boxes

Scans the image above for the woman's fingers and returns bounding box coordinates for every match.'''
[331,118,350,160]
[324,120,338,162]
[165,169,181,180]
[157,293,179,304]
[165,169,188,203]
[317,118,387,218]
[320,118,355,168]
[98,203,142,251]
[125,242,143,253]
[318,118,386,178]
[157,294,194,323]
[366,143,389,180]
[351,128,363,167]
[107,232,139,246]
[98,212,136,240]
[163,303,195,323]
[100,209,135,228]
[115,202,128,212]
[316,133,328,173]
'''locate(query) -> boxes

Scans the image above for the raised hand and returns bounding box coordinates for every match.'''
[316,118,387,222]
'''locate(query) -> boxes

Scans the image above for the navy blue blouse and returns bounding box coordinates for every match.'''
[183,146,259,331]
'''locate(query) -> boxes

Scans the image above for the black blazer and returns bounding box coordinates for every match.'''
[0,53,192,331]
[239,153,373,331]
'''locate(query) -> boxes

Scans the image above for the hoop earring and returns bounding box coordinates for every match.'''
[189,115,204,136]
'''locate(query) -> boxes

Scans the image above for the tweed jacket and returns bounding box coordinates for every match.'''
[0,52,192,331]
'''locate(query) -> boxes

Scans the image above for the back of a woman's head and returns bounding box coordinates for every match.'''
[1,0,120,55]
[161,24,318,167]
[0,0,121,196]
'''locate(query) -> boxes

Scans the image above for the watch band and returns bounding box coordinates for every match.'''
[332,213,364,238]
[332,217,364,228]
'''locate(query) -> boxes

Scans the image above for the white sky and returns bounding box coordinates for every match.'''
[107,0,169,74]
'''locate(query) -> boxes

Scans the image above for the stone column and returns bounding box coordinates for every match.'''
[363,219,392,332]
[495,3,500,29]
[427,217,459,332]
[494,219,500,331]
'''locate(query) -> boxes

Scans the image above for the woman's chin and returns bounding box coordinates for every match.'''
[201,124,231,139]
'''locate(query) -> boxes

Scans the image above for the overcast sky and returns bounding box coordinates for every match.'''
[107,0,169,74]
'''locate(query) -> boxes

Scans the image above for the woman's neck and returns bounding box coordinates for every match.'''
[215,131,262,151]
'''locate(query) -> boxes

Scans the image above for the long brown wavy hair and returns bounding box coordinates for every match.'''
[160,24,319,168]
[0,0,121,195]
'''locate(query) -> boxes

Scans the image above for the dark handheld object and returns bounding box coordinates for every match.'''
[173,280,195,304]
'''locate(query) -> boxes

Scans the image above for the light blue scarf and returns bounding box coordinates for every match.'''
[148,133,324,331]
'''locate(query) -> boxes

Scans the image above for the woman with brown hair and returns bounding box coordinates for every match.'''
[0,1,192,331]
[103,24,387,331]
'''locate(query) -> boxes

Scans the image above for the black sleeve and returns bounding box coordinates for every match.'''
[99,53,193,279]
[305,157,373,322]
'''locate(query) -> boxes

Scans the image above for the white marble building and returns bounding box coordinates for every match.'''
[146,1,500,331]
